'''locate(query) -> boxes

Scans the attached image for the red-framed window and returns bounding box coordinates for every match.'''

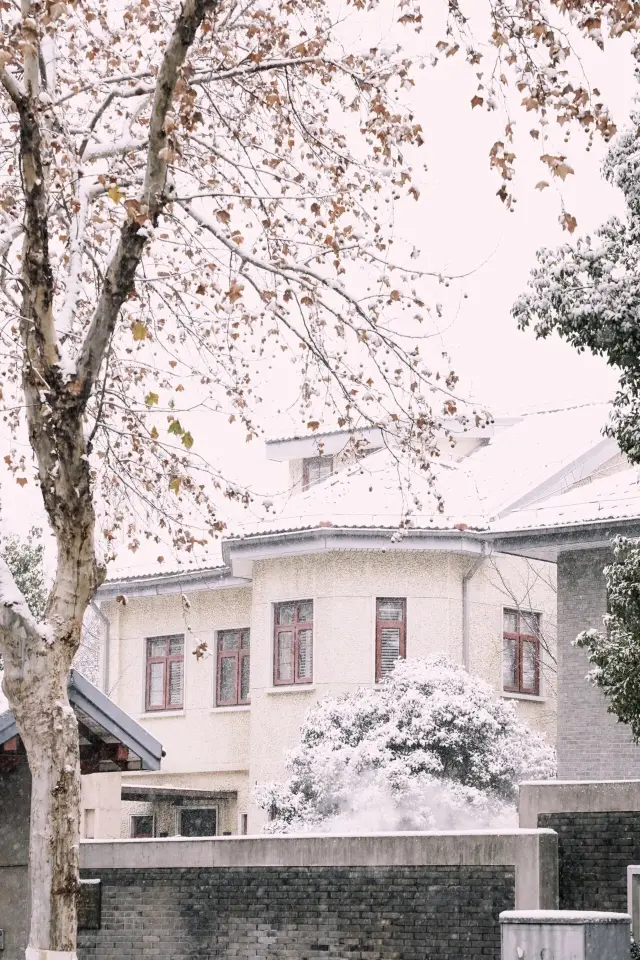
[302,456,333,490]
[502,609,541,696]
[376,598,406,682]
[216,629,250,706]
[274,600,313,685]
[145,634,184,711]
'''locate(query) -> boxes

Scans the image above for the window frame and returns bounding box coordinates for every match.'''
[178,805,218,837]
[375,597,407,683]
[216,628,251,707]
[145,634,185,712]
[502,609,541,697]
[302,455,333,490]
[273,600,314,686]
[130,814,155,839]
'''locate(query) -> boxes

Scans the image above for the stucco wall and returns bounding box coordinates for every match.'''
[81,773,122,839]
[103,548,556,833]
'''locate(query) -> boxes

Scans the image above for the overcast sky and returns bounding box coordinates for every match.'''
[2,8,639,571]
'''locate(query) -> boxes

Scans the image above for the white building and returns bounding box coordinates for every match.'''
[96,402,620,836]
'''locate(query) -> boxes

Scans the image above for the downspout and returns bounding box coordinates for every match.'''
[462,542,490,672]
[90,600,111,695]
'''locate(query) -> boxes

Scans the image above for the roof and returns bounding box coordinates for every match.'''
[228,403,615,541]
[0,670,163,772]
[491,466,640,533]
[100,401,623,588]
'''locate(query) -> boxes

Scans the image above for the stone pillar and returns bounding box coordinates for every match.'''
[500,910,630,959]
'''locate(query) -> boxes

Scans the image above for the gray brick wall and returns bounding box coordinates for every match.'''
[557,548,640,778]
[77,865,515,960]
[539,811,640,911]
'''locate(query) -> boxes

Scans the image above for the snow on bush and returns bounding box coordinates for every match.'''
[256,656,556,834]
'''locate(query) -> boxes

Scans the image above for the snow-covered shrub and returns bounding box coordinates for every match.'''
[257,656,556,834]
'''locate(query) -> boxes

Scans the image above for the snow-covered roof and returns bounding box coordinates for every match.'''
[0,670,163,772]
[229,403,614,540]
[491,466,640,533]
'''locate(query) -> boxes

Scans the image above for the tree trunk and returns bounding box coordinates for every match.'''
[3,638,82,958]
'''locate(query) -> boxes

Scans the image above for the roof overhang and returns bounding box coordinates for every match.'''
[490,519,640,562]
[122,783,237,802]
[265,418,523,463]
[0,670,163,773]
[265,427,384,462]
[223,527,490,578]
[98,566,250,600]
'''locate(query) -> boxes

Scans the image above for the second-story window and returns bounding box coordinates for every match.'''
[376,598,406,682]
[302,456,333,490]
[216,629,250,707]
[274,600,313,685]
[503,609,541,696]
[145,635,184,711]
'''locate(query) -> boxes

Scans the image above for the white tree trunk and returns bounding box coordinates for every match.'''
[2,628,83,957]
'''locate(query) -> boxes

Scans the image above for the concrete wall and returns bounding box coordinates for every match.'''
[77,831,557,960]
[104,548,557,833]
[0,765,30,960]
[520,779,640,912]
[557,549,640,778]
[81,774,122,840]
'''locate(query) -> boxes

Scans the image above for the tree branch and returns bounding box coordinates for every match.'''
[74,0,218,397]
[0,554,48,650]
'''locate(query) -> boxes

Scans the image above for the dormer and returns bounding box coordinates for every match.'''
[266,427,385,494]
[266,418,522,496]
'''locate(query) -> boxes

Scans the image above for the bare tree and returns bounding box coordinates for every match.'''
[0,0,636,958]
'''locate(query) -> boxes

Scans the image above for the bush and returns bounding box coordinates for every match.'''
[257,656,556,833]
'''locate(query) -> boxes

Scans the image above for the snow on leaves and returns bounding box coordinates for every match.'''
[257,657,556,833]
[514,100,640,465]
[575,537,640,740]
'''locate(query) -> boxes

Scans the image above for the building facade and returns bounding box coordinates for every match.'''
[100,544,557,836]
[98,403,630,834]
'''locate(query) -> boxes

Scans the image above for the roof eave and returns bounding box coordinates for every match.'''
[97,566,250,600]
[489,517,640,562]
[222,525,490,578]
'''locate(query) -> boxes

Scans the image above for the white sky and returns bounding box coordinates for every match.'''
[2,7,638,573]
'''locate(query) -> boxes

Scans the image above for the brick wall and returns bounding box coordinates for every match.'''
[77,865,515,960]
[557,548,640,778]
[539,811,640,911]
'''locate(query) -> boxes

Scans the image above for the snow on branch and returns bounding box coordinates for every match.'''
[0,554,49,647]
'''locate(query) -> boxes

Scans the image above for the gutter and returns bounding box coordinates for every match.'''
[89,600,111,696]
[462,541,490,672]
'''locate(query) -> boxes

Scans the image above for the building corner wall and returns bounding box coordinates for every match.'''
[557,548,640,779]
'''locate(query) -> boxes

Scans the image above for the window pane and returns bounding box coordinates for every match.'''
[180,808,217,837]
[503,610,518,634]
[298,600,313,623]
[219,656,237,703]
[148,662,165,707]
[148,637,166,658]
[240,655,250,701]
[241,630,250,650]
[131,815,154,838]
[522,640,538,692]
[276,603,295,625]
[378,599,404,621]
[380,626,401,678]
[218,630,240,651]
[503,636,518,689]
[306,456,332,485]
[169,635,184,655]
[521,612,540,637]
[298,628,313,680]
[276,630,294,682]
[168,660,183,706]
